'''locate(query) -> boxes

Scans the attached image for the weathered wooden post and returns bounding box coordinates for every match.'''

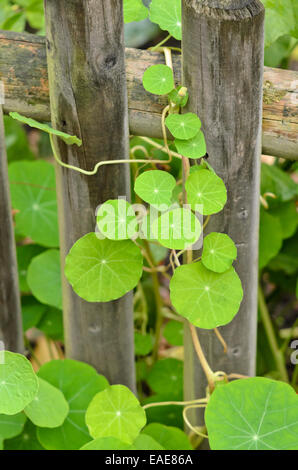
[0,105,24,353]
[43,0,135,389]
[182,0,265,423]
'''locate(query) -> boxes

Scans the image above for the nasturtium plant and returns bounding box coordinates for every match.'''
[97,199,138,240]
[4,420,44,451]
[86,385,146,444]
[16,244,44,292]
[142,423,192,451]
[134,169,176,207]
[81,436,133,450]
[202,232,237,273]
[186,169,227,215]
[21,297,45,331]
[0,412,26,441]
[147,358,183,398]
[65,233,143,302]
[151,207,201,250]
[163,320,184,346]
[259,207,283,269]
[175,131,206,159]
[0,352,38,415]
[168,86,189,107]
[123,0,148,24]
[165,113,201,140]
[170,262,243,329]
[27,249,62,309]
[149,0,182,40]
[134,332,154,356]
[205,377,298,450]
[37,359,109,450]
[143,65,174,95]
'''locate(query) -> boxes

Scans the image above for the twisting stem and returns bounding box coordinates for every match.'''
[183,405,208,439]
[189,323,215,392]
[143,397,207,410]
[214,328,228,353]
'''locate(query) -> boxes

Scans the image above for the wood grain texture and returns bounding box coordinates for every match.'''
[0,106,24,353]
[0,29,297,160]
[182,0,264,425]
[44,0,135,389]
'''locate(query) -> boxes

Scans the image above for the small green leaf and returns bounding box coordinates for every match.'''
[8,160,59,247]
[17,245,44,292]
[175,131,206,159]
[37,307,63,341]
[97,199,138,240]
[202,232,237,273]
[259,208,283,269]
[37,359,109,450]
[0,413,26,440]
[27,249,62,309]
[4,421,44,450]
[134,434,164,450]
[186,169,227,215]
[150,0,182,40]
[123,0,148,23]
[163,320,184,346]
[143,65,174,95]
[142,423,192,450]
[21,297,46,332]
[81,437,133,450]
[9,112,82,146]
[168,87,189,107]
[147,359,183,398]
[134,332,154,356]
[134,170,176,207]
[205,377,298,450]
[165,113,201,140]
[0,352,38,415]
[170,261,243,329]
[24,377,69,428]
[65,233,143,302]
[151,208,201,250]
[86,385,146,444]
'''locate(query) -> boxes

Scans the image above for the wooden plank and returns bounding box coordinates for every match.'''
[182,0,264,425]
[0,105,24,353]
[43,0,135,389]
[0,29,297,160]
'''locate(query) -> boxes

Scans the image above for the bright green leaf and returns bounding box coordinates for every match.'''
[163,320,184,346]
[24,378,69,428]
[143,65,174,95]
[81,436,133,450]
[202,232,237,273]
[65,233,143,302]
[206,377,298,450]
[0,413,26,440]
[170,261,243,329]
[27,249,62,309]
[134,170,176,207]
[261,0,297,48]
[175,131,206,159]
[150,0,182,40]
[186,169,227,215]
[124,0,148,23]
[142,423,192,450]
[97,199,138,240]
[165,113,201,140]
[134,433,164,450]
[147,359,183,398]
[269,201,298,240]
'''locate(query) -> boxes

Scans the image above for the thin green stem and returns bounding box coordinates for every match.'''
[258,283,289,383]
[143,397,207,410]
[150,34,172,52]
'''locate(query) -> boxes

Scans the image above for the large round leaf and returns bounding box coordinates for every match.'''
[86,385,146,444]
[24,377,69,428]
[170,261,243,329]
[8,160,59,247]
[134,170,176,207]
[143,65,174,95]
[27,249,62,309]
[205,377,298,450]
[149,0,182,40]
[65,233,143,302]
[37,359,109,450]
[202,232,237,273]
[151,208,201,250]
[186,169,227,215]
[142,423,192,450]
[97,199,138,240]
[175,131,206,159]
[0,352,38,415]
[0,413,26,440]
[165,113,201,140]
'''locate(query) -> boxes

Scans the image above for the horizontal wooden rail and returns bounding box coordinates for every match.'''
[0,30,297,160]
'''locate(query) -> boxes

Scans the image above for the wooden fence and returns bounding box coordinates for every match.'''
[0,0,297,422]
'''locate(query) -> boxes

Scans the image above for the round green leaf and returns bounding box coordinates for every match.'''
[163,320,184,346]
[151,208,201,250]
[37,307,63,341]
[134,434,164,450]
[17,245,44,292]
[27,249,62,309]
[143,65,174,95]
[134,170,176,207]
[8,160,59,247]
[170,261,243,329]
[81,436,133,450]
[205,377,298,450]
[202,232,237,273]
[86,384,146,444]
[0,413,26,440]
[37,359,109,450]
[65,233,143,302]
[175,131,206,159]
[97,199,138,240]
[186,169,227,215]
[24,377,69,428]
[4,420,44,450]
[0,352,38,415]
[143,423,192,450]
[147,358,183,398]
[150,0,182,40]
[21,297,46,331]
[165,113,201,140]
[124,0,148,23]
[134,332,154,356]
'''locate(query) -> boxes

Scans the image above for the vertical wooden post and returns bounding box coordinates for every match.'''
[182,0,264,423]
[43,0,135,389]
[0,106,24,353]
